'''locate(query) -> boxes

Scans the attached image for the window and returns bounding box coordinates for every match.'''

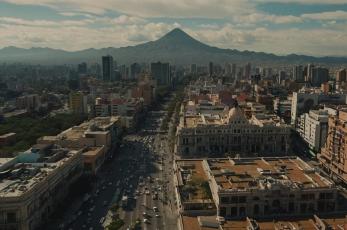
[7,212,17,223]
[221,197,229,203]
[239,207,246,216]
[219,207,226,216]
[239,196,246,203]
[253,204,260,215]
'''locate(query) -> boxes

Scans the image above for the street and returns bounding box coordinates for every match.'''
[52,97,179,230]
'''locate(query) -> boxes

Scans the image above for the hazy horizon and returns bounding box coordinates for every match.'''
[0,0,347,56]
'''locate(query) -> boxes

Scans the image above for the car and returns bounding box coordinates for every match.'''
[100,217,105,224]
[153,206,158,212]
[145,190,150,195]
[143,218,150,224]
[155,214,160,218]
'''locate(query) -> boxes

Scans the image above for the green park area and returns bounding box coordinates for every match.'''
[0,113,87,155]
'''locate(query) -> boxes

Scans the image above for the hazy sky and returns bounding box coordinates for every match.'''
[0,0,347,56]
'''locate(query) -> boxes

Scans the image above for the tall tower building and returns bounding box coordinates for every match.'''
[209,62,214,77]
[231,63,236,78]
[102,55,114,81]
[336,69,346,82]
[306,64,314,82]
[151,62,170,85]
[244,63,251,79]
[293,65,304,82]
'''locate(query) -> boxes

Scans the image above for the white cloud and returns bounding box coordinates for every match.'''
[0,17,92,27]
[112,15,147,25]
[3,0,256,18]
[236,13,303,24]
[302,10,347,21]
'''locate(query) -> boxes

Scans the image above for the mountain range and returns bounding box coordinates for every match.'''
[0,28,346,65]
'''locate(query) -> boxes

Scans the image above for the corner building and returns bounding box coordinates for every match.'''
[176,106,291,157]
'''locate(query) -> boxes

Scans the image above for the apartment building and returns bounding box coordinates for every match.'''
[297,110,328,152]
[175,157,338,221]
[318,106,347,185]
[291,88,347,126]
[0,145,83,230]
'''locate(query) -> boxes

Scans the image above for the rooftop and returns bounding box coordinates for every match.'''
[0,145,81,198]
[176,157,333,193]
[182,215,347,230]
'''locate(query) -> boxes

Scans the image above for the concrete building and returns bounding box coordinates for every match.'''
[82,146,106,175]
[151,62,170,86]
[15,94,41,112]
[69,91,88,114]
[290,88,347,126]
[336,69,346,82]
[130,62,141,80]
[319,106,347,185]
[175,156,338,220]
[181,215,347,230]
[0,144,84,230]
[311,67,329,87]
[293,65,304,82]
[297,110,328,152]
[102,55,114,81]
[37,116,121,156]
[176,103,291,157]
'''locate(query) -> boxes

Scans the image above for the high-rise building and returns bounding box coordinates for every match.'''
[231,63,236,78]
[102,55,114,81]
[306,64,314,82]
[190,64,197,74]
[77,62,87,75]
[244,63,251,79]
[311,67,329,87]
[130,62,141,79]
[278,70,286,85]
[293,65,304,82]
[151,62,171,85]
[224,63,231,75]
[336,69,346,82]
[209,62,214,77]
[69,91,88,114]
[297,110,328,152]
[318,106,347,185]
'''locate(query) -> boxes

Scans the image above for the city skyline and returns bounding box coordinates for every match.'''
[0,0,347,56]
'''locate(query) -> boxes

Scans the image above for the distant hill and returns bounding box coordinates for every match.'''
[0,28,346,65]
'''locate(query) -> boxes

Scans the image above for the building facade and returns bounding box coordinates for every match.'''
[318,107,347,185]
[176,106,291,157]
[297,110,328,152]
[0,146,84,230]
[175,157,338,220]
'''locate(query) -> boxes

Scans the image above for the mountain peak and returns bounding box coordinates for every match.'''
[165,28,188,37]
[153,28,210,51]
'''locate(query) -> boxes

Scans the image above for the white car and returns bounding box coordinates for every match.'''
[143,218,150,224]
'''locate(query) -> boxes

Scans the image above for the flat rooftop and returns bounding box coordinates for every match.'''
[0,147,80,198]
[176,157,333,193]
[176,160,214,203]
[207,157,333,191]
[182,215,347,230]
